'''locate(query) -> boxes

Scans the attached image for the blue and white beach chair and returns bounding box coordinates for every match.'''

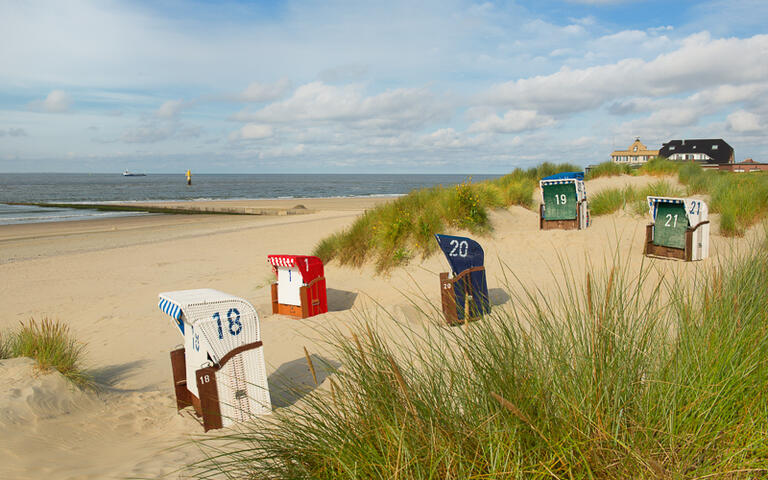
[158,288,271,431]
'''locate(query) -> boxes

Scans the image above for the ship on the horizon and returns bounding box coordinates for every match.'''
[122,170,146,177]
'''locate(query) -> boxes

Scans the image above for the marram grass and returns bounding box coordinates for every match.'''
[313,162,579,272]
[1,317,93,388]
[191,240,768,479]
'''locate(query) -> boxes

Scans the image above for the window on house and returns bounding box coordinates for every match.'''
[712,145,719,150]
[633,146,638,152]
[669,146,675,150]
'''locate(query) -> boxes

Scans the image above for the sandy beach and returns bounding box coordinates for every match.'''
[0,177,757,479]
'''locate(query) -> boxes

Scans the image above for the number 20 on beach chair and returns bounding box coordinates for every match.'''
[268,255,328,319]
[435,234,491,325]
[158,289,271,431]
[539,172,590,230]
[644,196,710,261]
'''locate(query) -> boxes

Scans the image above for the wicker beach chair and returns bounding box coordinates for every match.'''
[644,196,710,261]
[158,288,271,431]
[539,172,590,230]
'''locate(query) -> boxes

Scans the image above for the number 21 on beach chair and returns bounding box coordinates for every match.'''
[644,196,710,261]
[539,172,590,230]
[158,289,271,431]
[435,234,491,325]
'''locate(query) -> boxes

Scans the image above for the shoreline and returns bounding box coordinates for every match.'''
[1,195,398,226]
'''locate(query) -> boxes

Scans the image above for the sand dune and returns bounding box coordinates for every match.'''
[0,177,758,479]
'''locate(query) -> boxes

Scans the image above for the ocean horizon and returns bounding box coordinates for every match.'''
[0,172,500,225]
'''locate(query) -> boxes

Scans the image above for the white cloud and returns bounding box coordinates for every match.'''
[29,90,72,113]
[727,110,762,132]
[156,99,186,118]
[234,82,449,130]
[469,110,555,133]
[229,123,274,141]
[483,33,768,114]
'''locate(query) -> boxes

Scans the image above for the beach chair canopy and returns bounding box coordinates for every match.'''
[647,196,708,249]
[158,288,261,362]
[541,171,584,181]
[540,172,587,221]
[435,233,490,320]
[267,255,324,283]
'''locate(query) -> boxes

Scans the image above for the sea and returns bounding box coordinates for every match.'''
[0,173,499,225]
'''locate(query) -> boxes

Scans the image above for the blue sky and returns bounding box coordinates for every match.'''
[1,0,767,173]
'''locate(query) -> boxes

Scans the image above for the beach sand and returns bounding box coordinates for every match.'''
[0,177,758,479]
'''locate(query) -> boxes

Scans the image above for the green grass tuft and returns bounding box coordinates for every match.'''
[313,164,580,272]
[3,318,93,388]
[585,161,634,179]
[192,240,768,479]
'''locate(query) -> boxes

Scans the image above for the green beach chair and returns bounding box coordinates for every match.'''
[539,172,590,230]
[644,196,710,261]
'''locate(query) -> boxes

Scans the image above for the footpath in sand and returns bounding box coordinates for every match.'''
[0,177,758,479]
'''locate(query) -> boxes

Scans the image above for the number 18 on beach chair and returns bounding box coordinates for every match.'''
[539,172,590,230]
[644,196,710,261]
[268,255,328,319]
[435,234,491,325]
[158,289,271,431]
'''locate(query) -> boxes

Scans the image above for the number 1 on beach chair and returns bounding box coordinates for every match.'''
[435,234,490,325]
[539,172,590,230]
[644,196,710,261]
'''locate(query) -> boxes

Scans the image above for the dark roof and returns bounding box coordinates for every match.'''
[658,139,734,164]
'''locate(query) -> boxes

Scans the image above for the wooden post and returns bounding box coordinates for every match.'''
[170,348,192,410]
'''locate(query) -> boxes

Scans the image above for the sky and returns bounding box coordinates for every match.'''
[1,0,767,174]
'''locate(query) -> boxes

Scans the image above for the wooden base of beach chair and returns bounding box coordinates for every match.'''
[643,222,710,261]
[170,342,264,432]
[539,202,584,230]
[440,267,486,326]
[271,277,327,319]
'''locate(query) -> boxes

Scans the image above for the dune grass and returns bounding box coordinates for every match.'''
[589,180,683,216]
[193,238,768,479]
[585,161,634,179]
[314,162,580,272]
[588,158,768,236]
[1,318,93,388]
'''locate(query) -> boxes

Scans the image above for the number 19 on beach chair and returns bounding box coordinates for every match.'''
[539,172,590,230]
[435,234,491,325]
[158,289,271,431]
[644,196,710,261]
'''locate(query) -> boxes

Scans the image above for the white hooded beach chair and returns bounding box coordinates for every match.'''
[644,196,710,261]
[158,288,271,431]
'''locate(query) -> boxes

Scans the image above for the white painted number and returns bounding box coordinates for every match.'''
[449,239,469,257]
[200,374,211,384]
[664,214,679,228]
[305,258,309,270]
[555,193,567,205]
